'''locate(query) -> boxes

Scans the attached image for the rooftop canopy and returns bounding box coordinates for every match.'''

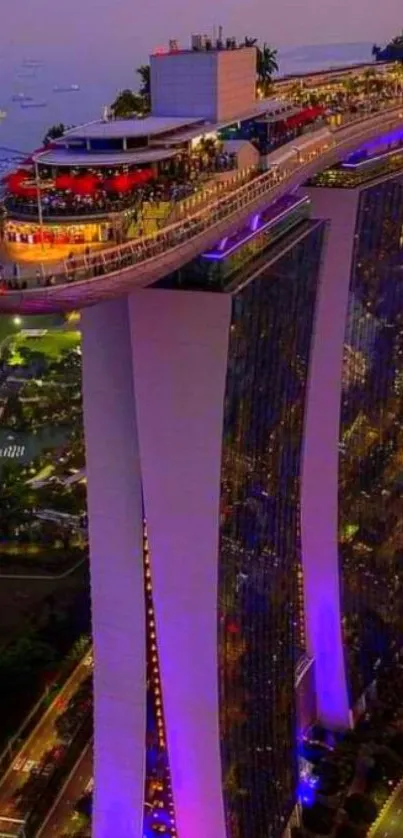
[57,116,205,143]
[34,147,179,168]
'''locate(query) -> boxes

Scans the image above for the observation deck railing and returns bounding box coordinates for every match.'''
[3,103,403,295]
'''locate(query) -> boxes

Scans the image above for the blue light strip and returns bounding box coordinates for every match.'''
[342,144,403,170]
[342,126,403,169]
[202,196,309,261]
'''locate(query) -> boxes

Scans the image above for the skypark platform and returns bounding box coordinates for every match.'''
[0,105,402,314]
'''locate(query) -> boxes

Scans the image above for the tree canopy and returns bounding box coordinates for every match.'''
[242,38,278,94]
[111,63,151,118]
[43,122,67,146]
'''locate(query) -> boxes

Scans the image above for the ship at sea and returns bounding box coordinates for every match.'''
[20,101,48,109]
[11,93,33,103]
[16,70,36,80]
[22,59,43,68]
[53,84,80,93]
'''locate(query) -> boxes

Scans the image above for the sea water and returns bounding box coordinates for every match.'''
[0,41,373,157]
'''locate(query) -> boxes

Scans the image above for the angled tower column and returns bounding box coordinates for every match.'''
[129,289,231,838]
[81,299,146,838]
[301,188,359,730]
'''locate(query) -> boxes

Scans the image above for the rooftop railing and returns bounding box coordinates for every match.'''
[3,103,403,295]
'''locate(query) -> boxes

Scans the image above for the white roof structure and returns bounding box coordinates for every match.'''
[35,148,178,167]
[60,116,204,141]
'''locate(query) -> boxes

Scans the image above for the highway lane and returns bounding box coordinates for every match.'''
[38,743,92,837]
[0,651,92,822]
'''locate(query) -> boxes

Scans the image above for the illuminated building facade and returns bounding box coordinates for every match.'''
[303,153,403,723]
[339,176,403,707]
[216,220,324,838]
[82,196,325,838]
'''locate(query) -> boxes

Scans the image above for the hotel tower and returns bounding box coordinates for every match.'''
[1,35,403,838]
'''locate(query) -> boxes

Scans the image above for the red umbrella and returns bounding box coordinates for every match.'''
[71,174,99,195]
[111,172,133,192]
[6,170,36,196]
[135,168,153,184]
[55,173,74,190]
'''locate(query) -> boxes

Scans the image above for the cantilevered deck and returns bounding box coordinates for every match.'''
[0,105,402,313]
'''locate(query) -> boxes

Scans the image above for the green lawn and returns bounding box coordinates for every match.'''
[0,314,64,347]
[9,329,80,365]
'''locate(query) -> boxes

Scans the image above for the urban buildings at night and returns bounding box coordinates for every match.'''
[1,32,403,838]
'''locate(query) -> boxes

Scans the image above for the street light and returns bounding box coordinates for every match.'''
[12,316,22,327]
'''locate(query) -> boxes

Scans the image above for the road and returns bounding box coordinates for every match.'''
[38,743,92,837]
[0,651,92,824]
[369,780,403,838]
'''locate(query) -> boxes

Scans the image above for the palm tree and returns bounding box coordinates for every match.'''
[343,76,359,104]
[363,67,375,95]
[137,64,150,108]
[243,38,278,95]
[257,43,278,94]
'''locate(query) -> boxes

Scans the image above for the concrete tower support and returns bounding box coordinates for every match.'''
[129,289,231,838]
[82,290,231,838]
[301,187,359,730]
[81,299,146,838]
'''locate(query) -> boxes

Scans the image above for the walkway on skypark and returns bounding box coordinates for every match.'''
[0,102,402,311]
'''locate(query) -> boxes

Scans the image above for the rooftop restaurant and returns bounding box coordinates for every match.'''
[1,34,327,263]
[1,32,402,268]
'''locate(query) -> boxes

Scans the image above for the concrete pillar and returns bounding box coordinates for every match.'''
[81,298,146,838]
[129,288,231,838]
[301,187,359,730]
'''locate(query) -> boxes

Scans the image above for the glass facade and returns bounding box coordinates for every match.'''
[153,198,312,292]
[218,222,326,838]
[307,148,403,189]
[338,177,403,706]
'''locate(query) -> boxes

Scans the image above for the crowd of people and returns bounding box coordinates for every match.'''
[5,149,238,221]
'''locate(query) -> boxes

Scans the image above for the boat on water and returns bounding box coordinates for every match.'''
[0,110,6,120]
[16,70,36,79]
[20,101,48,109]
[22,59,43,68]
[53,84,80,93]
[12,93,33,103]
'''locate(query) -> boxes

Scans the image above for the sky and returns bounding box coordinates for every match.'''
[2,0,403,63]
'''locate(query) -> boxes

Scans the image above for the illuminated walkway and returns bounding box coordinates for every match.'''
[0,104,402,314]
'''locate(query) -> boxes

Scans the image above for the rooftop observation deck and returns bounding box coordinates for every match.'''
[1,104,402,314]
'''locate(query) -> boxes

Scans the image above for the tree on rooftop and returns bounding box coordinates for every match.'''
[257,43,278,93]
[43,122,67,146]
[110,88,145,119]
[137,64,151,109]
[242,38,278,95]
